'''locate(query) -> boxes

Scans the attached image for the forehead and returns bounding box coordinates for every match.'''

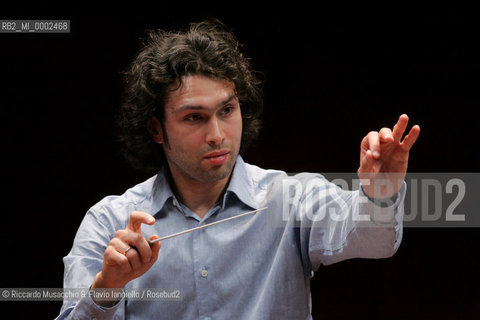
[165,75,236,111]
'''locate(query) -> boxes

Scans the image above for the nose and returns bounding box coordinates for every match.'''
[205,116,224,146]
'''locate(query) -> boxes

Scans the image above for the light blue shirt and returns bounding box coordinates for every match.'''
[56,156,405,319]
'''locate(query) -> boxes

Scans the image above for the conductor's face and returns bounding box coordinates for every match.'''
[151,75,242,184]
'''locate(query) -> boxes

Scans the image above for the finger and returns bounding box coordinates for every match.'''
[104,246,132,274]
[116,229,153,264]
[124,247,143,272]
[379,127,394,144]
[109,237,131,254]
[392,114,409,143]
[127,211,156,233]
[366,131,381,159]
[359,149,380,175]
[401,124,420,151]
[108,237,142,271]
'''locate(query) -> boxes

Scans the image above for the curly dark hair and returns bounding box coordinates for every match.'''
[116,19,264,174]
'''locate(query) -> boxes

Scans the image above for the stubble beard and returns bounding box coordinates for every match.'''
[165,146,238,184]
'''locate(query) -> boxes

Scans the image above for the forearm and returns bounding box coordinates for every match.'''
[307,182,406,268]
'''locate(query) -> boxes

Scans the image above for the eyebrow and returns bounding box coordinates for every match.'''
[175,94,238,113]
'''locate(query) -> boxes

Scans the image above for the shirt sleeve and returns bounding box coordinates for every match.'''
[55,207,126,320]
[55,294,124,320]
[297,174,406,271]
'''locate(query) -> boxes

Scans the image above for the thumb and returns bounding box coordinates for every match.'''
[148,235,161,264]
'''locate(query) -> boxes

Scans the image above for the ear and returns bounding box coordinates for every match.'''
[147,116,164,144]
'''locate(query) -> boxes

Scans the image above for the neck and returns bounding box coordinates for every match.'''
[166,167,232,219]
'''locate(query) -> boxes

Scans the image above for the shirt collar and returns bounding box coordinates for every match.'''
[150,167,176,217]
[149,155,258,216]
[223,155,258,210]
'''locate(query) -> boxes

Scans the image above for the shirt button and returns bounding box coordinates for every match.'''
[201,269,208,278]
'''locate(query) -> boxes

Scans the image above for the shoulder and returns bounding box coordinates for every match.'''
[243,161,328,189]
[243,162,349,208]
[92,175,157,210]
[243,161,287,189]
[87,175,159,228]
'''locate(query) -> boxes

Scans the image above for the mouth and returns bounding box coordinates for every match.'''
[204,150,230,165]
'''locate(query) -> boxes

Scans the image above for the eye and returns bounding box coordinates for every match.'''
[220,105,234,116]
[185,114,202,122]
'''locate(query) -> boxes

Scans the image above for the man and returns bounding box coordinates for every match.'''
[56,19,420,319]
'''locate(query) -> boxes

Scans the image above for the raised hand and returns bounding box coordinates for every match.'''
[358,114,420,199]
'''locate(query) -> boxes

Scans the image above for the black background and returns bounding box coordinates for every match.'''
[1,4,479,319]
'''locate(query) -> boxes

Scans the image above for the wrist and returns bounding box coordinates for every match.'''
[89,286,123,308]
[92,271,126,290]
[90,273,125,307]
[90,272,126,307]
[361,186,398,208]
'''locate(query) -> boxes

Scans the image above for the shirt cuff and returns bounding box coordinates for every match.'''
[359,182,406,224]
[71,292,123,320]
